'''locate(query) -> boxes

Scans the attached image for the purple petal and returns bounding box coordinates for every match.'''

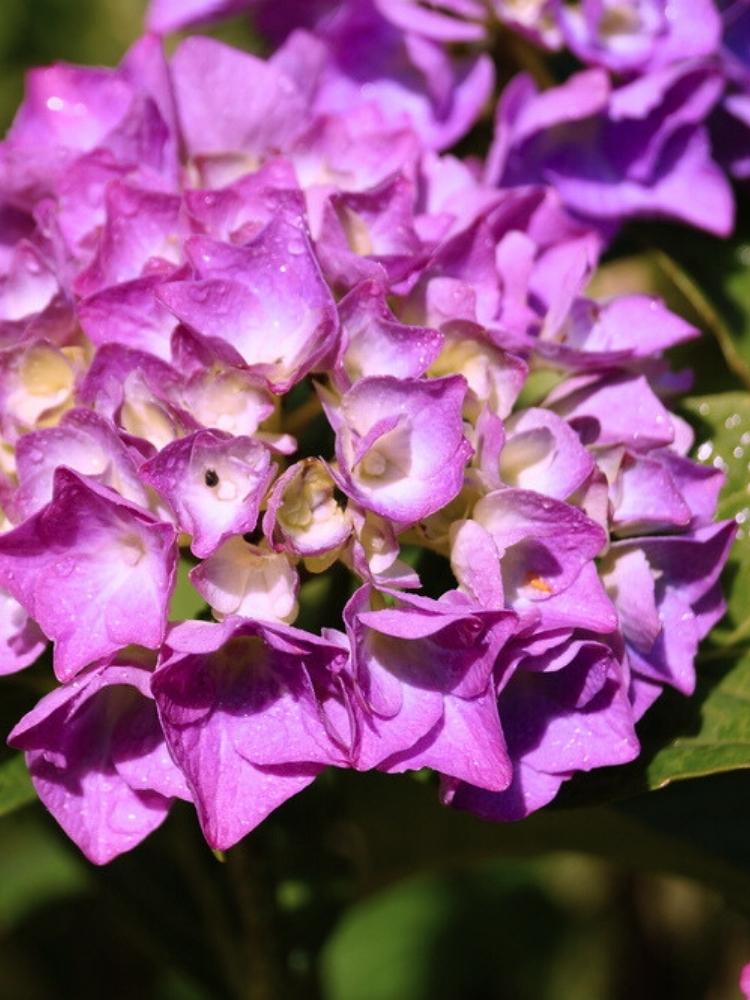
[158,221,339,391]
[0,588,46,675]
[170,35,316,160]
[140,430,273,558]
[9,662,185,864]
[152,618,347,849]
[333,374,472,523]
[473,487,606,603]
[0,469,176,680]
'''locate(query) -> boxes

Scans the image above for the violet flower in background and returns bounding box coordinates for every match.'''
[486,64,734,235]
[556,0,721,74]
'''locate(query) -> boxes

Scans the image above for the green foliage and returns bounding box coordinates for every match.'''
[683,392,750,648]
[0,811,88,924]
[644,649,750,788]
[321,859,609,1000]
[170,555,209,622]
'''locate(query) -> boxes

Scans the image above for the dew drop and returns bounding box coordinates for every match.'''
[54,558,75,578]
[191,286,211,304]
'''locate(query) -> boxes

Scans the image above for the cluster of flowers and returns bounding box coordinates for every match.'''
[0,0,735,863]
[147,0,747,232]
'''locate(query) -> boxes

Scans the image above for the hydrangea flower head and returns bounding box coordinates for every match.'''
[0,7,736,863]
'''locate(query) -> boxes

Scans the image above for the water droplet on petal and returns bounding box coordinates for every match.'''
[191,286,210,304]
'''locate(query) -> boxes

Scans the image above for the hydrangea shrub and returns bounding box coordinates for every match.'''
[0,0,746,876]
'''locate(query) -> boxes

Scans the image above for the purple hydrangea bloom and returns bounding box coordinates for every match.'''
[0,240,74,350]
[601,522,736,700]
[140,430,273,558]
[10,408,150,520]
[469,488,607,611]
[298,0,495,151]
[712,2,750,178]
[488,407,595,498]
[0,13,736,864]
[334,280,444,389]
[190,536,300,624]
[263,459,352,559]
[158,222,340,392]
[147,0,494,150]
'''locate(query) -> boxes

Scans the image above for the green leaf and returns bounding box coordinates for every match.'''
[0,753,35,818]
[682,392,750,503]
[681,392,750,646]
[643,648,750,788]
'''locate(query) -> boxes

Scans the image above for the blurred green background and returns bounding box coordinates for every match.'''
[1,768,750,1000]
[0,0,147,130]
[1,3,750,999]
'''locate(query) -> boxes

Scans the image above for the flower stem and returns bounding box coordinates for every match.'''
[226,838,286,1000]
